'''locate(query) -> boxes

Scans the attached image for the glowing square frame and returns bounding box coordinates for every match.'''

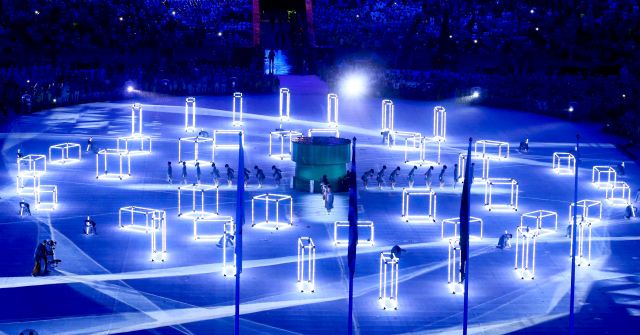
[569,219,593,266]
[130,103,143,135]
[514,226,539,280]
[251,193,293,230]
[404,136,442,166]
[297,237,316,293]
[49,143,81,164]
[379,252,399,310]
[279,88,291,123]
[269,130,302,160]
[35,184,58,211]
[178,184,219,219]
[222,219,237,276]
[401,188,437,222]
[381,99,394,133]
[592,166,616,189]
[605,181,631,205]
[484,178,518,211]
[308,128,339,138]
[185,97,196,131]
[447,238,463,294]
[475,140,509,160]
[117,135,152,156]
[388,130,421,148]
[458,153,489,182]
[521,210,558,231]
[441,216,483,240]
[193,215,233,241]
[16,173,40,195]
[433,106,446,140]
[569,200,602,223]
[213,130,245,160]
[552,152,575,175]
[232,92,244,126]
[327,93,338,127]
[118,206,167,262]
[95,149,131,180]
[178,136,214,165]
[18,154,47,177]
[333,220,374,246]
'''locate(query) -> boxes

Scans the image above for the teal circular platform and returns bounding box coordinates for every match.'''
[291,137,351,193]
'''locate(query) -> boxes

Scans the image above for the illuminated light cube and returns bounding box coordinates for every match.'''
[552,152,575,175]
[118,206,168,262]
[514,226,539,280]
[327,93,338,128]
[333,220,374,246]
[16,173,40,195]
[388,130,421,148]
[17,154,47,177]
[297,237,316,293]
[381,99,394,133]
[185,97,196,131]
[279,88,291,124]
[379,252,399,310]
[48,143,81,164]
[404,136,442,166]
[447,238,464,294]
[569,219,593,266]
[35,184,58,211]
[605,181,631,205]
[178,136,213,165]
[458,152,489,182]
[269,130,302,160]
[569,200,602,223]
[213,129,245,160]
[475,140,509,160]
[130,103,143,136]
[591,166,616,189]
[441,216,484,240]
[95,149,131,180]
[117,135,152,156]
[433,106,446,140]
[178,184,219,219]
[193,215,233,241]
[401,188,437,223]
[520,210,558,232]
[251,193,293,230]
[232,92,244,126]
[484,178,518,211]
[307,128,339,138]
[222,220,236,276]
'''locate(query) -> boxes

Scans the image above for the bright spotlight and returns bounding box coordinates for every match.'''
[341,74,367,97]
[568,106,574,112]
[127,86,134,93]
[472,91,480,98]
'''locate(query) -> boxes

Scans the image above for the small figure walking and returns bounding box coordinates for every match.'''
[376,165,387,189]
[86,137,94,152]
[496,230,513,249]
[181,161,188,184]
[617,162,625,176]
[84,216,97,235]
[255,165,265,188]
[268,49,276,74]
[389,166,401,189]
[407,166,418,188]
[390,245,406,259]
[425,166,434,189]
[320,175,330,199]
[625,204,636,219]
[167,161,173,184]
[361,169,374,189]
[225,164,235,187]
[243,168,251,187]
[519,138,529,153]
[32,240,48,276]
[195,162,201,185]
[272,165,283,186]
[17,148,24,159]
[453,163,459,189]
[324,185,334,214]
[19,199,31,216]
[211,163,220,186]
[438,165,448,188]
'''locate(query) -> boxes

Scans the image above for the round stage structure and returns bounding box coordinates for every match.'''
[291,137,351,193]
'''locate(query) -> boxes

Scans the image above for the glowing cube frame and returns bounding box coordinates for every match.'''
[116,135,152,156]
[591,166,616,189]
[213,130,245,160]
[333,220,375,246]
[118,206,167,262]
[514,226,539,280]
[279,88,291,123]
[484,178,519,211]
[458,152,489,182]
[269,130,302,160]
[48,143,81,164]
[381,99,394,133]
[178,184,220,219]
[232,92,244,126]
[569,200,602,223]
[17,154,47,177]
[552,152,575,175]
[327,93,338,127]
[404,136,442,166]
[130,103,143,136]
[297,237,316,293]
[35,184,58,211]
[251,193,293,230]
[178,136,213,165]
[95,149,131,180]
[433,106,446,140]
[16,173,40,195]
[605,181,631,205]
[475,140,509,160]
[441,216,484,240]
[447,238,463,294]
[520,210,558,231]
[222,219,237,276]
[388,130,421,148]
[401,188,437,223]
[185,97,196,131]
[307,128,339,138]
[569,219,593,266]
[379,252,399,310]
[192,215,233,241]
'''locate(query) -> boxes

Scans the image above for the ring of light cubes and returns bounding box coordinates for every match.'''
[475,140,509,160]
[279,88,291,124]
[441,216,483,240]
[251,193,293,230]
[447,238,464,294]
[18,154,47,177]
[130,103,143,135]
[116,134,152,156]
[388,130,421,148]
[552,152,575,175]
[591,166,616,189]
[379,252,399,310]
[327,93,338,128]
[48,143,81,164]
[35,184,58,211]
[404,136,442,166]
[95,149,131,180]
[433,106,446,140]
[213,129,244,160]
[520,210,558,232]
[178,136,213,165]
[458,152,489,182]
[297,237,316,293]
[307,128,339,138]
[381,99,394,134]
[16,174,40,195]
[232,92,244,127]
[185,97,196,131]
[178,184,219,219]
[484,178,519,211]
[605,181,631,205]
[569,200,602,223]
[222,219,236,276]
[193,215,233,241]
[269,130,302,160]
[569,219,593,266]
[514,226,539,280]
[401,188,437,223]
[333,221,374,246]
[118,206,167,262]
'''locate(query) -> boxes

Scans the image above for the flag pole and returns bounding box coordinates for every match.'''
[347,137,358,335]
[235,133,245,335]
[569,134,580,335]
[461,137,473,335]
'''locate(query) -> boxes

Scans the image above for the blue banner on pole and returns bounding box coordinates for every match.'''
[347,137,358,335]
[460,137,473,335]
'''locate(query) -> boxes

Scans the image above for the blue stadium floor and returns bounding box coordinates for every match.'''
[0,76,639,334]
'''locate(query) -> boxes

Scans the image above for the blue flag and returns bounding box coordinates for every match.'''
[347,137,358,335]
[234,133,244,335]
[460,137,473,335]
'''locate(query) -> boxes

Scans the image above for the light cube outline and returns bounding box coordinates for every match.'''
[116,134,152,156]
[251,193,293,230]
[130,103,143,136]
[514,226,539,280]
[388,130,421,148]
[232,92,244,126]
[433,106,446,140]
[379,252,399,310]
[192,215,233,241]
[484,178,519,211]
[222,219,237,276]
[327,93,338,128]
[16,173,40,195]
[474,140,509,160]
[591,166,616,189]
[178,136,214,165]
[34,184,58,211]
[520,210,558,231]
[48,143,82,164]
[401,188,437,223]
[178,184,220,219]
[333,220,375,246]
[307,128,339,138]
[404,136,442,166]
[441,216,484,240]
[447,237,464,294]
[458,152,489,182]
[279,88,291,123]
[118,206,167,262]
[297,237,316,293]
[552,152,576,175]
[269,130,302,160]
[569,219,593,266]
[185,97,196,131]
[17,154,47,177]
[569,200,602,223]
[213,129,245,161]
[381,99,394,133]
[605,181,631,205]
[95,149,131,180]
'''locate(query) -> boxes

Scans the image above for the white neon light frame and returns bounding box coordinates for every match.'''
[484,178,519,211]
[35,184,58,211]
[592,166,616,189]
[327,93,338,127]
[521,210,558,231]
[193,215,232,241]
[605,181,631,205]
[441,216,483,240]
[569,219,593,266]
[118,206,167,262]
[48,143,81,164]
[569,200,602,223]
[131,103,143,136]
[404,136,442,166]
[95,149,131,180]
[297,237,316,293]
[16,174,40,195]
[251,193,293,230]
[401,188,437,223]
[458,153,489,182]
[552,152,575,175]
[269,130,302,160]
[185,97,196,131]
[514,226,539,280]
[381,99,394,133]
[447,237,463,294]
[213,130,245,161]
[379,252,399,310]
[475,140,509,160]
[307,128,339,138]
[117,135,152,156]
[279,88,291,123]
[178,184,219,219]
[333,220,374,246]
[17,154,47,177]
[222,220,237,276]
[178,136,213,165]
[232,92,244,126]
[433,106,446,140]
[388,130,421,148]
